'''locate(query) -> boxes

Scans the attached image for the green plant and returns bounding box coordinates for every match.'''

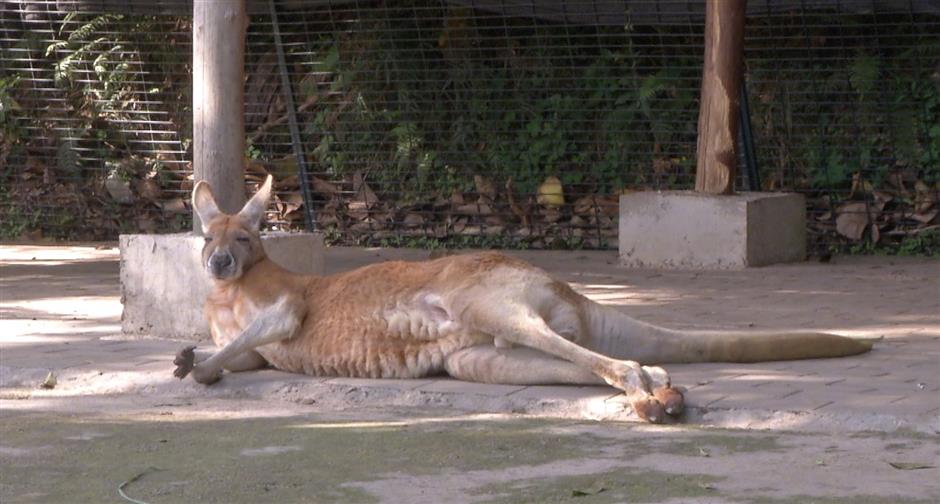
[896,230,940,256]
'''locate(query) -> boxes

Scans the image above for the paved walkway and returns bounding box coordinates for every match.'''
[1,244,938,433]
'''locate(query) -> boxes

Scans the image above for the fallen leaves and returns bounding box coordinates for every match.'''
[39,371,57,389]
[816,170,940,248]
[835,202,869,241]
[571,482,607,497]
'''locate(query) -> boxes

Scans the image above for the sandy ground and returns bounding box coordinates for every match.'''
[1,243,939,503]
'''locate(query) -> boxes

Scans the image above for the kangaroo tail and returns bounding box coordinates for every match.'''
[585,302,877,364]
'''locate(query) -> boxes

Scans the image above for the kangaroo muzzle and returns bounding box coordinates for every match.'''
[208,251,238,279]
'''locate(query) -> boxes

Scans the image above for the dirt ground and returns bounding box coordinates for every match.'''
[1,244,939,503]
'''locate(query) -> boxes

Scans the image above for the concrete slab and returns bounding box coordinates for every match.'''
[2,244,938,435]
[119,232,324,340]
[619,191,806,268]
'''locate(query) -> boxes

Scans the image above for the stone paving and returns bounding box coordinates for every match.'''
[1,243,938,433]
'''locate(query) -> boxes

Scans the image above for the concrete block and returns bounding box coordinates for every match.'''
[619,191,806,268]
[120,231,324,340]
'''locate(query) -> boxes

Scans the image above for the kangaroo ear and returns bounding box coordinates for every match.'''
[192,180,221,234]
[238,174,273,230]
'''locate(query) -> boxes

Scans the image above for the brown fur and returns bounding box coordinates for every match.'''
[177,176,875,424]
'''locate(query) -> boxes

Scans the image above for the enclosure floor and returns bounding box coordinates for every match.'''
[1,244,937,434]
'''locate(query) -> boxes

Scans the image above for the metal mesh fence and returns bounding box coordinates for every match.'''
[2,1,939,253]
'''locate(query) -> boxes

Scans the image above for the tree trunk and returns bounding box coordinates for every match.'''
[694,0,747,195]
[192,0,248,230]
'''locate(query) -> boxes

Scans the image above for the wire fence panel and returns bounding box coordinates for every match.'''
[2,1,938,254]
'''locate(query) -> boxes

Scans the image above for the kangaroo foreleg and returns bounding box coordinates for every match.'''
[174,297,301,385]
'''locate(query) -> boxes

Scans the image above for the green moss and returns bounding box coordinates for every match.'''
[746,495,937,504]
[0,415,591,503]
[473,469,723,503]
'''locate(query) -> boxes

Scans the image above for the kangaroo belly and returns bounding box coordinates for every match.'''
[255,305,489,379]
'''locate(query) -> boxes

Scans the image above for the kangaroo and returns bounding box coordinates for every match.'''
[173,175,875,423]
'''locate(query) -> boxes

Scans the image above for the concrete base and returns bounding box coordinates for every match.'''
[120,232,324,340]
[619,191,806,269]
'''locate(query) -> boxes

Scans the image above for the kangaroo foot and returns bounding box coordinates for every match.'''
[653,386,685,417]
[191,364,223,385]
[632,396,667,424]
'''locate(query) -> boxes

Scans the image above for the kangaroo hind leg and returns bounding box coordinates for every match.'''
[444,346,604,385]
[466,302,679,423]
[174,347,268,379]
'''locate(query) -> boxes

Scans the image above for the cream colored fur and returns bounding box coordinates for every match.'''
[174,175,875,423]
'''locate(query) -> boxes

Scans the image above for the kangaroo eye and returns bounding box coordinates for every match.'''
[204,236,213,243]
[236,236,250,243]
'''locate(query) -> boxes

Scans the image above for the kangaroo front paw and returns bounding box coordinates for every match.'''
[632,396,667,424]
[173,345,197,380]
[653,386,685,417]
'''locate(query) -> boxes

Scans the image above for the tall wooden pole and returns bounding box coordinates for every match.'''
[192,0,248,230]
[694,0,747,195]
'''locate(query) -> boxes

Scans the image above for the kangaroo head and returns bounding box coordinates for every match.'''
[191,175,272,281]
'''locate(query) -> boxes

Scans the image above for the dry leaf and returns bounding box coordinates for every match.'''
[911,209,938,224]
[312,177,339,196]
[137,215,158,233]
[571,482,607,497]
[347,200,370,221]
[277,193,305,216]
[473,175,497,200]
[402,212,425,228]
[134,178,162,201]
[449,190,465,207]
[484,214,505,227]
[455,201,492,216]
[316,212,340,228]
[40,371,57,389]
[871,190,893,211]
[275,174,300,190]
[835,202,869,241]
[914,179,937,214]
[158,198,187,214]
[105,176,134,204]
[348,218,380,233]
[542,208,563,224]
[245,159,270,178]
[537,176,564,208]
[351,172,379,206]
[573,195,596,216]
[451,217,468,233]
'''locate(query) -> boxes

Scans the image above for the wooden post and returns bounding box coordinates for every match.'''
[694,0,747,195]
[192,0,248,230]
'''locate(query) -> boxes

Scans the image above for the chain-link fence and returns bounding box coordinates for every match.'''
[2,1,939,253]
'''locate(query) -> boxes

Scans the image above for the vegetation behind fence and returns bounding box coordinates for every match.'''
[2,1,938,254]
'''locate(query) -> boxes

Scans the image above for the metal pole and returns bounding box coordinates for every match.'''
[739,75,761,191]
[269,0,316,232]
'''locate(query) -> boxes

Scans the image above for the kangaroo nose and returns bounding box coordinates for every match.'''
[210,253,234,270]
